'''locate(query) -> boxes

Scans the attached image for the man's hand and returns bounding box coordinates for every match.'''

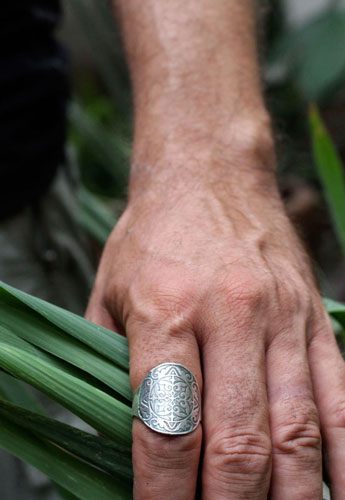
[86,159,345,498]
[86,0,345,497]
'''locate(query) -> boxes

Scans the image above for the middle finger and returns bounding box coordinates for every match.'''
[201,319,271,499]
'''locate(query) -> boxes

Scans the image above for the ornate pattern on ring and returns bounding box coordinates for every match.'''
[137,363,201,435]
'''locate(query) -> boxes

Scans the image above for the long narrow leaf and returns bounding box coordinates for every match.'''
[78,186,118,229]
[0,325,52,361]
[0,415,131,500]
[324,297,345,328]
[0,281,129,370]
[70,101,130,180]
[0,343,132,446]
[0,300,131,401]
[55,486,81,500]
[0,371,84,500]
[78,187,116,245]
[0,373,130,499]
[0,326,116,397]
[309,104,345,255]
[0,371,44,414]
[0,398,132,480]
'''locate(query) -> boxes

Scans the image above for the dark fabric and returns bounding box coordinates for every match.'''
[0,1,69,219]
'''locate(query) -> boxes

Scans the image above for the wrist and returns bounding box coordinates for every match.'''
[128,111,277,202]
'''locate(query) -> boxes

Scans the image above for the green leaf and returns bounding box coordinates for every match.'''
[324,297,345,343]
[324,297,345,314]
[0,415,131,500]
[70,101,130,184]
[0,372,130,499]
[0,325,114,396]
[0,343,132,446]
[0,280,129,370]
[0,398,132,480]
[55,486,81,500]
[0,299,131,401]
[309,104,345,256]
[0,325,65,366]
[324,297,345,324]
[0,371,44,413]
[0,371,86,500]
[78,187,116,245]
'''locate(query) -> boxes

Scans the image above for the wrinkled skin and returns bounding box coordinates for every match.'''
[86,172,345,499]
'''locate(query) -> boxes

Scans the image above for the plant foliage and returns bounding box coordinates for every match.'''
[0,281,132,499]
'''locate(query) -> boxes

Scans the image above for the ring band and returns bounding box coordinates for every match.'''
[132,362,201,435]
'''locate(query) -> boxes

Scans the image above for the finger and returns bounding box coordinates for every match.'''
[308,309,345,500]
[267,326,322,499]
[201,316,271,499]
[127,315,202,500]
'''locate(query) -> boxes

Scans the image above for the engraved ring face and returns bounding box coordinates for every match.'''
[136,363,201,435]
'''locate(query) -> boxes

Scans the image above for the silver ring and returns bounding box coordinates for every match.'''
[132,362,201,435]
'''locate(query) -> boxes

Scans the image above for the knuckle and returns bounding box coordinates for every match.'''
[125,275,197,335]
[272,406,321,455]
[132,424,201,471]
[207,430,272,477]
[274,275,311,315]
[215,268,271,313]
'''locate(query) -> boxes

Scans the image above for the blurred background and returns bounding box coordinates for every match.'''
[0,4,344,499]
[59,0,345,301]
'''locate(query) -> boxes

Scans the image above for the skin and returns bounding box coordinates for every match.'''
[86,1,345,498]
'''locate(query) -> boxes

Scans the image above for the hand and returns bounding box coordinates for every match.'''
[86,157,345,499]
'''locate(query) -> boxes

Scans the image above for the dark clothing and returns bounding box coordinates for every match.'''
[0,1,69,219]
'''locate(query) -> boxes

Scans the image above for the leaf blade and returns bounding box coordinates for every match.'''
[0,300,131,401]
[0,415,131,500]
[0,343,132,446]
[0,397,132,480]
[309,104,345,256]
[0,280,129,370]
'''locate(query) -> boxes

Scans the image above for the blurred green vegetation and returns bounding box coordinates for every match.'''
[66,0,131,199]
[65,0,345,297]
[310,104,345,257]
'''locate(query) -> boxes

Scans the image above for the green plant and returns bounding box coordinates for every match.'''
[78,186,117,245]
[0,280,132,499]
[66,0,131,200]
[309,104,345,257]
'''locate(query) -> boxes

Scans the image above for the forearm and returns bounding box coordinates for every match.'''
[113,0,275,197]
